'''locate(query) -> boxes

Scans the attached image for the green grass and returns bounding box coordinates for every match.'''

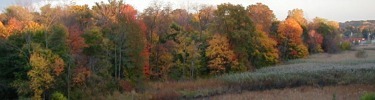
[361,92,375,100]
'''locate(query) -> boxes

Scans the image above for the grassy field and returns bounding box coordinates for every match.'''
[110,46,375,100]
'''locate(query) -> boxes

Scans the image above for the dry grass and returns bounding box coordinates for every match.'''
[289,50,375,64]
[208,84,375,100]
[150,79,224,91]
[114,46,375,99]
[146,79,226,99]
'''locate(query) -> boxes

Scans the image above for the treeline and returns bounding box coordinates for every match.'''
[0,0,344,99]
[340,20,375,39]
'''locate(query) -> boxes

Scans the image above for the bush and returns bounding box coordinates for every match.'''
[51,91,67,100]
[340,41,352,51]
[361,92,375,100]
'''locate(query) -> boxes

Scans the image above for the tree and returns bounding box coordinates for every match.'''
[170,23,201,79]
[213,3,279,69]
[39,4,64,29]
[48,24,69,58]
[192,5,215,36]
[4,6,34,22]
[307,30,324,53]
[171,9,192,30]
[277,18,308,60]
[213,3,254,69]
[287,9,307,26]
[316,21,341,53]
[5,18,23,38]
[28,43,64,99]
[0,22,8,38]
[67,25,87,58]
[206,34,238,75]
[149,41,174,80]
[248,31,279,68]
[247,3,275,33]
[66,5,93,29]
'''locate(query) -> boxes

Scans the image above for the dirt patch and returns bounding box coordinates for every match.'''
[206,84,375,100]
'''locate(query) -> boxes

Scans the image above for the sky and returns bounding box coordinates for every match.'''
[0,0,374,22]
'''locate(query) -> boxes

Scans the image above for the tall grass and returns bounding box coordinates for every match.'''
[111,50,375,99]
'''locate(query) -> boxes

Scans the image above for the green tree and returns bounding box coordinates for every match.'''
[213,3,279,69]
[316,21,341,53]
[48,24,69,58]
[213,3,254,69]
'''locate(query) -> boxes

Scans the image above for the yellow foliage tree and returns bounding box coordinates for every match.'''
[23,21,45,33]
[287,9,307,26]
[28,44,65,100]
[0,22,8,38]
[206,34,238,75]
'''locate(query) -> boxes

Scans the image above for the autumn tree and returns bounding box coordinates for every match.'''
[0,22,8,38]
[192,5,215,36]
[247,3,275,33]
[277,18,309,60]
[213,3,279,69]
[66,5,93,29]
[307,30,324,53]
[141,2,175,80]
[117,4,148,85]
[149,41,174,80]
[169,23,201,79]
[28,43,65,99]
[249,31,279,68]
[316,20,341,53]
[213,3,254,69]
[5,18,23,38]
[4,6,34,22]
[287,9,309,44]
[206,34,238,74]
[171,9,192,30]
[287,9,307,26]
[39,4,64,29]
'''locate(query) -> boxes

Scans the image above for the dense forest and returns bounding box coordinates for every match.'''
[0,0,348,99]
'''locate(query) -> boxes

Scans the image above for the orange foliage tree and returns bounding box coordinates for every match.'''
[277,18,308,60]
[247,3,275,33]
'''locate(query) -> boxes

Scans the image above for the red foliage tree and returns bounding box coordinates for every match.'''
[67,24,87,57]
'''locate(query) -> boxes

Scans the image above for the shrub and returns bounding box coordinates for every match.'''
[51,91,67,100]
[340,41,352,51]
[361,92,375,100]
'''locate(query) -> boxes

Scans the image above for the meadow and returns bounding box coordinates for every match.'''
[110,45,375,99]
